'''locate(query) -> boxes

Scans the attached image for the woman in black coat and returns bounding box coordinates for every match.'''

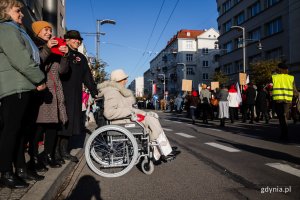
[57,30,97,162]
[255,85,270,123]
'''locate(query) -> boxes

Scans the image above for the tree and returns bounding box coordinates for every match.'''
[212,70,228,85]
[249,59,280,85]
[91,59,108,84]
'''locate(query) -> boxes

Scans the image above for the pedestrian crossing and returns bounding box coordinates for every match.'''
[162,118,300,179]
[266,163,300,178]
[205,142,241,152]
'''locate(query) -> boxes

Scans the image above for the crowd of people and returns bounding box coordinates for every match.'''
[142,63,299,141]
[0,0,97,189]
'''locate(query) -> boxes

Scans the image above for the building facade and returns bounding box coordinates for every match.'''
[128,77,144,98]
[20,0,66,37]
[216,0,300,86]
[146,29,219,98]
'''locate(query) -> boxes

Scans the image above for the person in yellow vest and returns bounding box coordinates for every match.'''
[272,62,298,141]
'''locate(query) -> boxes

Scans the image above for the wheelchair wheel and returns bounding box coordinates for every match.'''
[85,125,138,178]
[141,158,154,175]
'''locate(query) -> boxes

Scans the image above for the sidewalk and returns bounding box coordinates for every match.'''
[0,123,96,200]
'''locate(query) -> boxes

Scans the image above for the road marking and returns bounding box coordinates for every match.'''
[163,128,173,132]
[206,128,222,132]
[174,132,195,138]
[266,163,300,178]
[174,121,182,123]
[205,142,241,152]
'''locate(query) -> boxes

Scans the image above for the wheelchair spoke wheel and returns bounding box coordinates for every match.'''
[85,125,138,178]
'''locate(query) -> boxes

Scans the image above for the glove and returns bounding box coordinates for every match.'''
[146,111,159,119]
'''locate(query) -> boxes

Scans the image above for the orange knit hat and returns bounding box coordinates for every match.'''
[32,21,53,35]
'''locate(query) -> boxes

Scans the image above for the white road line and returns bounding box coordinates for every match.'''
[205,142,241,152]
[266,163,300,178]
[174,121,182,123]
[174,132,195,138]
[163,128,173,132]
[206,128,222,132]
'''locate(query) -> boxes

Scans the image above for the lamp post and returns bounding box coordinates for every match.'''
[96,19,116,62]
[158,74,166,100]
[231,25,246,73]
[177,63,186,79]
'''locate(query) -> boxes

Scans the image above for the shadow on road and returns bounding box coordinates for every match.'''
[216,139,300,165]
[66,175,102,200]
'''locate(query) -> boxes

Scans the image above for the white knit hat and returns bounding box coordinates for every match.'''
[110,69,128,82]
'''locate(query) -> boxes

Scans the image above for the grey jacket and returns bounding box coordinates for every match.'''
[0,19,44,99]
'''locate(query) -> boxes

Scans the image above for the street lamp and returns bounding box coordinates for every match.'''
[96,19,116,62]
[177,63,186,79]
[158,74,166,100]
[231,25,246,73]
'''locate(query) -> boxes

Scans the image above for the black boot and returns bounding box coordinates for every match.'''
[28,156,48,172]
[0,171,29,189]
[43,153,62,168]
[60,138,79,163]
[55,142,65,165]
[16,168,44,181]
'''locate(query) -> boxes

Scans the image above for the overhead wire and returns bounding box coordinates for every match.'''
[133,0,180,77]
[129,0,166,78]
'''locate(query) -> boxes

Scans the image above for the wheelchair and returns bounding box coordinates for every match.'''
[85,116,157,178]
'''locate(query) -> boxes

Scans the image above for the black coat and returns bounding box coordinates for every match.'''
[59,49,97,136]
[245,86,256,105]
[256,89,269,111]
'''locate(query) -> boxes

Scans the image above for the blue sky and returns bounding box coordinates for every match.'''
[66,0,218,83]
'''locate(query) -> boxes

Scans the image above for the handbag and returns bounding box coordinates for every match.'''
[210,98,219,106]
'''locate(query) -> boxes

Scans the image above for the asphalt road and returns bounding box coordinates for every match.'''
[57,111,300,200]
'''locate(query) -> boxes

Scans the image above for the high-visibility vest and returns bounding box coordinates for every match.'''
[272,74,294,102]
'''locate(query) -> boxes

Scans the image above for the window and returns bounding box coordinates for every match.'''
[265,47,282,60]
[224,20,232,32]
[234,37,243,49]
[186,54,193,62]
[223,63,233,74]
[266,0,280,8]
[235,12,245,25]
[202,48,209,54]
[187,67,194,75]
[248,1,261,18]
[203,61,209,67]
[222,0,233,13]
[248,54,262,64]
[248,28,261,40]
[202,73,209,80]
[224,41,233,53]
[235,60,243,72]
[266,18,282,36]
[186,40,193,49]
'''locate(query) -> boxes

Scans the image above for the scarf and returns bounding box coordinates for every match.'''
[4,21,40,65]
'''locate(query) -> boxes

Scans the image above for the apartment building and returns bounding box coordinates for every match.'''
[146,29,219,98]
[216,0,300,86]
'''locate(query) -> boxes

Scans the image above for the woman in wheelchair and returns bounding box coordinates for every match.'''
[97,69,180,161]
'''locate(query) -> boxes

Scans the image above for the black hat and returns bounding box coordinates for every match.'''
[64,30,83,41]
[278,62,288,69]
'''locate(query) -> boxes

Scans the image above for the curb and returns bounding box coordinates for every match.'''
[21,148,84,200]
